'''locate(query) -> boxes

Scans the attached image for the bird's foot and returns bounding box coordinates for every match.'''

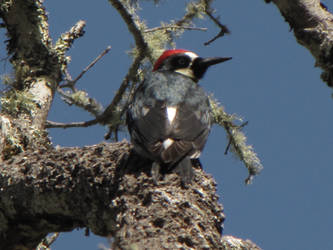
[174,157,194,188]
[151,162,162,185]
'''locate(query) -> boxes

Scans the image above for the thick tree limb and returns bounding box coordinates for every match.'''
[267,0,333,87]
[0,0,59,130]
[0,2,263,249]
[0,141,230,249]
[0,0,84,156]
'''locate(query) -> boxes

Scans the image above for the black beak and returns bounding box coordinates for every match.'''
[200,57,232,67]
[192,56,232,80]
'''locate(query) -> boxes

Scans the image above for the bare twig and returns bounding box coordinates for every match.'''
[144,25,207,33]
[203,1,230,46]
[224,139,232,155]
[108,0,149,59]
[100,54,143,126]
[50,0,149,131]
[101,0,151,139]
[60,46,112,88]
[45,119,98,129]
[205,10,230,34]
[204,30,226,46]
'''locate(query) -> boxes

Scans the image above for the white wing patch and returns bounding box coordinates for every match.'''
[190,150,201,159]
[142,106,149,116]
[163,138,174,149]
[166,106,177,124]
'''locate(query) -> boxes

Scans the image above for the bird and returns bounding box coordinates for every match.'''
[127,49,231,185]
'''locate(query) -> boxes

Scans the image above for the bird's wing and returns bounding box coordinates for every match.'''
[127,72,211,164]
[161,102,211,163]
[127,100,169,159]
[127,99,211,164]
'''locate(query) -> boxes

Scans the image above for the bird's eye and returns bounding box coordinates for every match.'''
[178,57,187,66]
[170,55,191,69]
[173,56,190,68]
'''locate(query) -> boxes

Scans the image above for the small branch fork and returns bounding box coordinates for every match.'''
[203,0,230,46]
[47,0,150,134]
[46,45,112,129]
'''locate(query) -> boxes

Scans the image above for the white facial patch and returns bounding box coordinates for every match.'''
[184,51,199,60]
[175,52,199,79]
[163,138,174,149]
[175,68,195,79]
[166,106,177,124]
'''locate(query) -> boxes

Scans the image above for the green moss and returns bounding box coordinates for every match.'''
[0,0,14,12]
[1,74,15,86]
[2,134,23,160]
[209,96,263,184]
[0,89,37,116]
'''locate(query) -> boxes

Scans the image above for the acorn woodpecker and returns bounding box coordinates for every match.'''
[127,49,231,185]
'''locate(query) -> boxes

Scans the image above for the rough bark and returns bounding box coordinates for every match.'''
[0,1,265,249]
[266,0,333,87]
[0,0,85,162]
[0,141,226,249]
[0,0,60,126]
[0,0,61,161]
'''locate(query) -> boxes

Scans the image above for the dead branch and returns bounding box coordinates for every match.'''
[60,46,112,89]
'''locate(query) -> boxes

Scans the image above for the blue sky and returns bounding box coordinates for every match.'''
[2,1,333,249]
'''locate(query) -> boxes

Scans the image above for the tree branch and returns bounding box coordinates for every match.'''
[203,1,230,45]
[0,141,233,249]
[144,25,207,33]
[60,46,112,89]
[266,0,333,87]
[0,0,85,157]
[54,20,86,61]
[108,0,148,57]
[0,2,263,249]
[209,98,263,184]
[0,0,59,130]
[45,119,98,129]
[99,55,143,124]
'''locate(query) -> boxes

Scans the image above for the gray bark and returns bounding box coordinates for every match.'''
[0,141,227,249]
